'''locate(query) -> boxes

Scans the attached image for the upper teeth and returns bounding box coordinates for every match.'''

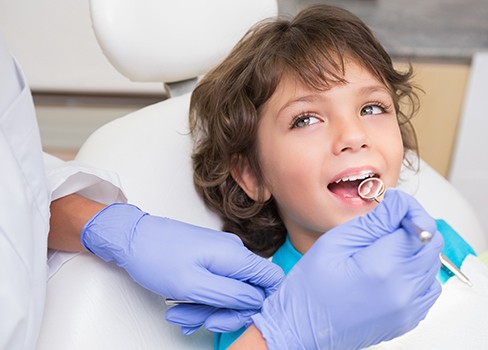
[335,171,374,183]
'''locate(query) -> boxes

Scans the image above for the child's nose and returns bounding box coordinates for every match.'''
[331,118,370,155]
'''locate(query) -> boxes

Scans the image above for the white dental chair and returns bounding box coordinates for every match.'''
[37,1,277,349]
[37,0,487,349]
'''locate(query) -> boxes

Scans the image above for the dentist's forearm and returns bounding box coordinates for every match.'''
[48,194,106,252]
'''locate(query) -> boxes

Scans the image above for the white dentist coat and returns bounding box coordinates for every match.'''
[0,38,125,350]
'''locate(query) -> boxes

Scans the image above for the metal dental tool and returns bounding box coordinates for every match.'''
[164,299,195,306]
[357,178,433,244]
[358,177,472,287]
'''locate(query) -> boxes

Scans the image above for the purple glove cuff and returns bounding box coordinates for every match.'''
[81,203,147,263]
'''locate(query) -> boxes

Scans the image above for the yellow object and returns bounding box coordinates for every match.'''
[394,61,470,178]
[479,250,488,267]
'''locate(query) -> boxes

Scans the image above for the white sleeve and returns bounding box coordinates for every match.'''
[44,152,127,204]
[45,152,127,277]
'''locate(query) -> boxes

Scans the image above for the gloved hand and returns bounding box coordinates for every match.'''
[251,189,444,350]
[81,203,284,332]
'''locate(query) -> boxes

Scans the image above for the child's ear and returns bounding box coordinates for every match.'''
[231,155,271,202]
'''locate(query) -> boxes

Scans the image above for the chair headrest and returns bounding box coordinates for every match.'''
[90,0,278,84]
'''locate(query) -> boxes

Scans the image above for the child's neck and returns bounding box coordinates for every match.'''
[288,232,321,255]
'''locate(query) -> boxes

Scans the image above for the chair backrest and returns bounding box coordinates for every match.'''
[78,93,223,230]
[90,0,278,86]
[37,1,278,349]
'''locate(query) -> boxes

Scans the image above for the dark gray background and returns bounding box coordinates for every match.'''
[278,0,488,62]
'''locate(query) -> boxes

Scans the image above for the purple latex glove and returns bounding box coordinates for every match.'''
[252,189,444,350]
[81,203,284,331]
[167,304,258,334]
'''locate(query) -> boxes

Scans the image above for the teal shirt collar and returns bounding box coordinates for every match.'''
[272,235,302,275]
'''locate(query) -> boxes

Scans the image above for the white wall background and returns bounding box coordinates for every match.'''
[449,53,488,241]
[0,0,161,94]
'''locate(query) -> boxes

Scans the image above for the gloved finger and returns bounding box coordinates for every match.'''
[406,278,442,329]
[379,278,441,344]
[173,271,267,310]
[406,229,444,272]
[395,250,443,306]
[362,189,436,240]
[413,255,443,296]
[350,229,417,283]
[205,248,285,297]
[386,226,443,276]
[180,326,200,335]
[166,220,283,293]
[352,228,441,284]
[315,190,435,257]
[204,309,258,333]
[166,304,258,333]
[394,197,438,238]
[166,304,217,329]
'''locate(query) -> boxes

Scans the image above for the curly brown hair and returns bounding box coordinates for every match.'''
[190,4,420,257]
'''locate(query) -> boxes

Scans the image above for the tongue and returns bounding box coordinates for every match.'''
[328,180,362,198]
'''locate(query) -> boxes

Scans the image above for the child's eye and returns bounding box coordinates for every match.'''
[291,113,321,128]
[360,104,385,116]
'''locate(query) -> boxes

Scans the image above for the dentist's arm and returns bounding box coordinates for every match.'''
[49,194,104,252]
[49,194,284,327]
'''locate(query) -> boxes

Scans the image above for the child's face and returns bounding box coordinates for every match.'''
[238,60,404,253]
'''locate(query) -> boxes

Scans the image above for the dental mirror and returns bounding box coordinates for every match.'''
[357,177,385,202]
[357,177,433,244]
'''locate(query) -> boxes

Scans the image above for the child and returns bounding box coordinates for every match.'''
[189,4,486,349]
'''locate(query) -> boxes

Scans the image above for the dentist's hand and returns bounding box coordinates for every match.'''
[251,189,444,350]
[81,203,284,331]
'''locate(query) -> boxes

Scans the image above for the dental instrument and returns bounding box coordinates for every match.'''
[358,178,433,243]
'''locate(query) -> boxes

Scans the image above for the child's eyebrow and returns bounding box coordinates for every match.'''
[357,85,391,97]
[278,94,319,114]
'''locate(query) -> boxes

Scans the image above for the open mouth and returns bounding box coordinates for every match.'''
[327,171,378,198]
